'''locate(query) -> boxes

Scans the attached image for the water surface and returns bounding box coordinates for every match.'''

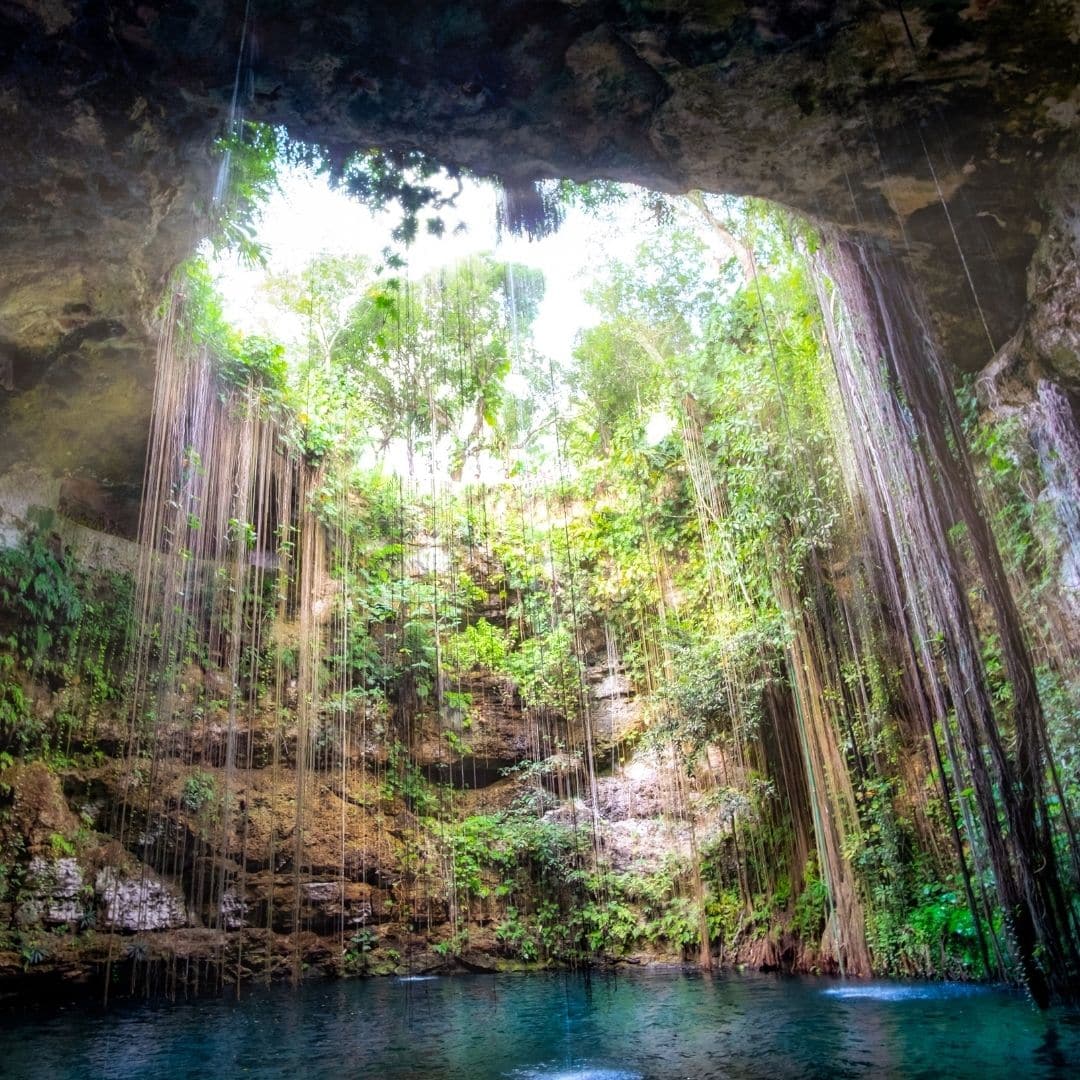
[3,971,1079,1078]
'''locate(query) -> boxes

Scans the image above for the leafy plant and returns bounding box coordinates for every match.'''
[791,861,828,942]
[443,619,511,674]
[0,517,84,671]
[181,771,217,813]
[0,668,37,755]
[381,742,439,815]
[21,942,48,969]
[49,832,75,858]
[495,908,538,961]
[342,928,378,974]
[209,121,286,266]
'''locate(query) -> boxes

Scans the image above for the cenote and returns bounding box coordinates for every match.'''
[5,972,1080,1078]
[3,2,1080,1075]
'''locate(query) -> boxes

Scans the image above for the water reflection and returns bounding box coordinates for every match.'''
[511,1070,642,1080]
[1,971,1077,1079]
[821,981,988,1001]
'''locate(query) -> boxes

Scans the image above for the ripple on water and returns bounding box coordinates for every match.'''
[396,975,440,982]
[511,1068,642,1080]
[821,982,986,1001]
[4,971,1075,1080]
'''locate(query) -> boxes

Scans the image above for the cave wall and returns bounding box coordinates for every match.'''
[976,154,1080,620]
[1,1,1078,497]
[2,0,1080,995]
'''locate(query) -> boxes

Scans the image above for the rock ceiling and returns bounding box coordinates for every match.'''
[1,1,1078,500]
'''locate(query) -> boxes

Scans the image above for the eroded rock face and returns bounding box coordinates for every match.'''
[22,856,86,928]
[1,1,1078,493]
[1023,162,1080,393]
[3,760,79,855]
[95,866,188,932]
[977,159,1080,623]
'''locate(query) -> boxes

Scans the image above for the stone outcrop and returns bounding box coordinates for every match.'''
[975,157,1080,621]
[21,856,86,928]
[0,1,1078,496]
[95,866,189,932]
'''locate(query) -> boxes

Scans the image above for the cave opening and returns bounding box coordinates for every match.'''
[1,1,1080,1073]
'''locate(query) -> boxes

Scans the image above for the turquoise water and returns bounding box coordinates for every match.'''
[2,971,1079,1078]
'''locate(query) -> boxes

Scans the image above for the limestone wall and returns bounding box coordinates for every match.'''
[0,464,140,574]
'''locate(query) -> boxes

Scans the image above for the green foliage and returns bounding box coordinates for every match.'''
[342,928,378,974]
[433,810,717,963]
[906,882,985,974]
[443,619,511,674]
[0,665,36,756]
[705,886,744,945]
[542,179,630,217]
[578,893,640,954]
[791,861,828,942]
[181,770,217,813]
[504,625,582,716]
[656,626,782,755]
[846,775,989,978]
[382,742,439,815]
[861,875,988,979]
[0,516,83,671]
[495,907,539,961]
[0,522,132,755]
[330,255,533,474]
[177,258,290,401]
[210,122,289,266]
[1039,665,1080,793]
[399,617,437,705]
[959,390,1046,583]
[341,149,465,245]
[216,335,289,395]
[425,930,467,962]
[139,172,1068,991]
[21,941,48,969]
[48,832,75,858]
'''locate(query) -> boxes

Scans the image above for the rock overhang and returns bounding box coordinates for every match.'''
[1,0,1078,498]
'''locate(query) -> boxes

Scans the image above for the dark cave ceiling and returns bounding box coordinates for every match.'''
[1,0,1077,497]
